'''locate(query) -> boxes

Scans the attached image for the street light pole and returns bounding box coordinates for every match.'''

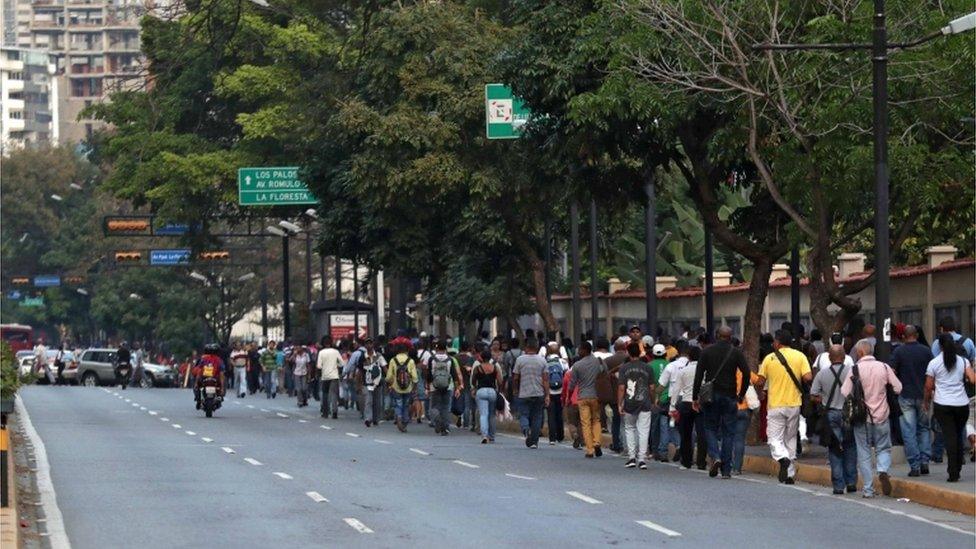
[644,173,656,337]
[569,199,582,343]
[703,227,714,336]
[282,234,291,340]
[872,0,891,360]
[589,199,599,339]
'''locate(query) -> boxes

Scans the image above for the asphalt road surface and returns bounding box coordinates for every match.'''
[17,386,976,548]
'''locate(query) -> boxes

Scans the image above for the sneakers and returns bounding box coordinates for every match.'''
[784,478,795,485]
[530,443,539,449]
[920,464,930,475]
[625,459,637,468]
[638,461,648,470]
[549,441,556,446]
[778,458,791,483]
[481,437,489,444]
[833,489,845,495]
[879,472,892,496]
[908,469,921,477]
[846,484,857,493]
[720,473,731,479]
[364,420,371,427]
[525,438,532,448]
[709,460,722,478]
[594,446,603,458]
[332,412,338,419]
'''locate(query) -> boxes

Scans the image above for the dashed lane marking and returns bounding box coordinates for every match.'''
[246,405,255,409]
[505,473,536,480]
[320,425,333,430]
[374,439,392,444]
[306,491,329,503]
[345,433,360,438]
[453,460,479,469]
[409,448,430,456]
[636,520,682,538]
[221,447,236,454]
[201,437,213,443]
[171,424,182,429]
[244,458,263,466]
[276,413,289,418]
[185,431,196,436]
[139,406,146,411]
[343,518,373,534]
[260,408,270,412]
[566,491,603,504]
[298,419,308,423]
[273,472,293,480]
[160,418,169,422]
[148,411,157,416]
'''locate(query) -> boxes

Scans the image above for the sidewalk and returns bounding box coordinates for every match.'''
[743,441,976,516]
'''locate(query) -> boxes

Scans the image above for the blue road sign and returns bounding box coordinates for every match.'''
[6,291,22,300]
[150,249,191,266]
[34,275,61,287]
[155,223,191,236]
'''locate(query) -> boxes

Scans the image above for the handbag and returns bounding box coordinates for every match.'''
[774,350,813,418]
[745,386,761,410]
[699,346,735,405]
[595,359,615,405]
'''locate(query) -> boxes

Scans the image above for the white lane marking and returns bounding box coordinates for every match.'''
[16,397,71,549]
[221,447,236,454]
[373,439,392,444]
[246,404,255,409]
[201,437,213,443]
[160,418,169,422]
[734,476,767,484]
[409,448,430,456]
[185,431,196,436]
[244,458,263,466]
[835,491,975,537]
[636,520,682,538]
[273,472,293,480]
[505,473,536,480]
[124,398,131,402]
[148,411,157,416]
[172,424,182,429]
[131,403,139,407]
[298,419,308,423]
[453,460,479,469]
[345,432,361,438]
[343,518,373,534]
[566,491,603,504]
[260,408,270,412]
[306,491,329,503]
[139,406,146,411]
[276,412,289,418]
[320,425,333,430]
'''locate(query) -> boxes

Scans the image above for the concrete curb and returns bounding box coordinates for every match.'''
[0,422,18,549]
[741,454,975,516]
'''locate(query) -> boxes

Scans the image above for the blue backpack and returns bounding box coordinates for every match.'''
[546,358,564,391]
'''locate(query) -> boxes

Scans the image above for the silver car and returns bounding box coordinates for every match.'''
[140,362,178,388]
[76,348,118,387]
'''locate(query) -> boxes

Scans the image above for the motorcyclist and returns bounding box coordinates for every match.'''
[193,343,227,409]
[115,342,132,389]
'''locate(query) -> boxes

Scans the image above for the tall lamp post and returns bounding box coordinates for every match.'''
[753,9,975,360]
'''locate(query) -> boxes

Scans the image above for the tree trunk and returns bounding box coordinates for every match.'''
[742,258,772,369]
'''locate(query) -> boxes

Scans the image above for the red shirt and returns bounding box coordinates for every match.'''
[193,355,225,378]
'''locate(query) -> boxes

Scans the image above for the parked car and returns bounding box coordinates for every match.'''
[140,362,178,388]
[76,348,118,387]
[18,355,35,377]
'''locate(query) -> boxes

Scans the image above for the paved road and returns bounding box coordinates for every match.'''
[17,386,976,548]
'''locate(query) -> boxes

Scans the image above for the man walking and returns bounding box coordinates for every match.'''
[694,326,750,479]
[386,342,418,432]
[811,345,857,494]
[756,329,812,484]
[427,340,464,435]
[544,342,568,445]
[891,325,934,476]
[568,341,607,458]
[260,340,279,399]
[618,342,655,470]
[230,342,248,398]
[513,338,549,449]
[842,340,902,497]
[317,336,343,419]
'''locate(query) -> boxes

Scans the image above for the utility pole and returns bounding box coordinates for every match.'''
[282,234,291,340]
[305,221,313,341]
[872,0,891,360]
[643,173,656,337]
[704,227,714,336]
[790,246,801,341]
[569,199,582,343]
[589,199,599,339]
[261,280,268,339]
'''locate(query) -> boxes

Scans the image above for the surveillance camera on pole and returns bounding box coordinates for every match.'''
[266,226,287,237]
[943,12,976,34]
[278,220,302,234]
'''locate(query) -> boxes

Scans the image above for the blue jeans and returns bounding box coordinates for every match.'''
[522,396,545,446]
[732,409,752,473]
[547,396,564,442]
[262,371,277,398]
[898,397,931,471]
[476,388,498,440]
[462,391,476,428]
[392,393,411,424]
[853,420,891,497]
[828,409,858,491]
[703,394,737,475]
[517,398,529,433]
[657,408,678,455]
[611,405,622,450]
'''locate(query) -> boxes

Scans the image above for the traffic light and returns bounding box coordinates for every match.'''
[198,251,230,261]
[64,276,84,285]
[104,217,151,236]
[115,251,143,263]
[11,277,30,286]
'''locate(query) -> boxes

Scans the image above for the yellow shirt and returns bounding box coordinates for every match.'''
[758,347,811,409]
[665,346,678,361]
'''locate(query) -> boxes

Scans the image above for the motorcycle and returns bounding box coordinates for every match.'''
[199,371,223,418]
[115,362,132,390]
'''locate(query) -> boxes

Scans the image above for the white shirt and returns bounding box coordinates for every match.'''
[927,355,971,407]
[316,347,343,380]
[293,353,310,376]
[34,344,47,361]
[814,352,853,371]
[658,357,689,410]
[669,359,698,411]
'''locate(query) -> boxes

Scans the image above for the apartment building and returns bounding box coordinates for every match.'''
[0,45,58,151]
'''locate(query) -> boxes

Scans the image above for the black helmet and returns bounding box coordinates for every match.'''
[203,343,221,354]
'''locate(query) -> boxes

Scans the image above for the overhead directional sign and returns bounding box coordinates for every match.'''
[238,167,318,206]
[485,83,530,139]
[150,249,192,266]
[22,296,44,307]
[34,275,61,288]
[155,223,193,236]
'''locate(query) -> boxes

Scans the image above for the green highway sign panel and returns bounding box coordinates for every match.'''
[238,167,319,206]
[22,296,44,307]
[485,83,530,140]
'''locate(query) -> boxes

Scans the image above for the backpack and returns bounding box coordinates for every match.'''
[953,337,975,397]
[430,355,454,390]
[394,357,411,389]
[842,364,868,427]
[621,364,650,414]
[546,358,564,391]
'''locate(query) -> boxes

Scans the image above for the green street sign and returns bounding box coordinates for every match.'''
[22,296,44,307]
[238,167,319,206]
[485,83,530,140]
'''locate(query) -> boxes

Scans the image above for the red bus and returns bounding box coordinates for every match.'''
[0,324,34,353]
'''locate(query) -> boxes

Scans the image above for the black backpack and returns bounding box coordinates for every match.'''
[842,364,868,427]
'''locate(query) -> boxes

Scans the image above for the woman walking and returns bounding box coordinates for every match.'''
[472,350,503,444]
[925,333,976,482]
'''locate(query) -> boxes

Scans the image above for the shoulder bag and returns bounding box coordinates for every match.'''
[774,350,813,418]
[698,346,735,405]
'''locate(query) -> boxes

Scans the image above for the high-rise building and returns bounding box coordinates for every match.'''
[5,0,163,144]
[1,46,58,151]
